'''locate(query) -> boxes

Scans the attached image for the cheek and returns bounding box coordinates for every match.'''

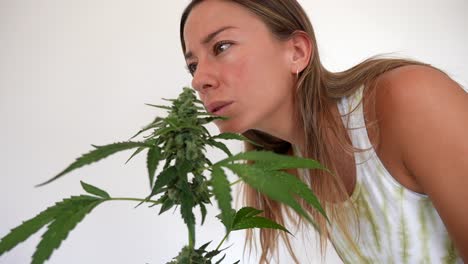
[213,45,293,132]
[220,48,293,108]
[224,53,249,81]
[243,51,291,98]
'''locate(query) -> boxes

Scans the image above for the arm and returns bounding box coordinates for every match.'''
[377,65,468,260]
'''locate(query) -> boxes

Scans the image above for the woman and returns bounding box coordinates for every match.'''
[179,0,467,263]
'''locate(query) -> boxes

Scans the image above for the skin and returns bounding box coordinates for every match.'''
[183,0,310,147]
[368,65,468,260]
[183,0,468,260]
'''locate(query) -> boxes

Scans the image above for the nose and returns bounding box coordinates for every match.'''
[191,60,219,94]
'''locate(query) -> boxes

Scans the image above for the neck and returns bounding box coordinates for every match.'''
[253,101,306,149]
[255,97,341,151]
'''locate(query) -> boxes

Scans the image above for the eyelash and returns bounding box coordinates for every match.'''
[186,41,233,75]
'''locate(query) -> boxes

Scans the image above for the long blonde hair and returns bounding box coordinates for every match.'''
[180,1,438,263]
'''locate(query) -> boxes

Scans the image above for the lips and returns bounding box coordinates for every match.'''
[206,101,234,114]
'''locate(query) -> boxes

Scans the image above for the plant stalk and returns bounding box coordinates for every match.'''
[215,231,231,252]
[229,179,242,187]
[109,197,162,205]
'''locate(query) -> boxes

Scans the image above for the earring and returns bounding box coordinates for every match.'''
[296,68,299,79]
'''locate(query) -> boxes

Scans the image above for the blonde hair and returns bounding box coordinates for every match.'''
[180,1,440,263]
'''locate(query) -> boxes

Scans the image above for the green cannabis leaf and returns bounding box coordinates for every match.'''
[217,206,291,234]
[80,181,110,199]
[209,150,328,231]
[211,206,292,259]
[211,166,234,231]
[0,195,105,263]
[225,163,326,225]
[230,207,290,234]
[146,146,162,187]
[1,87,328,264]
[36,142,151,187]
[216,150,327,171]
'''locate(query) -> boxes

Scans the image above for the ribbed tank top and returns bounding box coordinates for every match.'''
[294,85,463,263]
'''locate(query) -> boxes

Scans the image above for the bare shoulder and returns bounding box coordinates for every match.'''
[375,64,466,103]
[371,64,468,260]
[365,64,468,193]
[373,64,467,140]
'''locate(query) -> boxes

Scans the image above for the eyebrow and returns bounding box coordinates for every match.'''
[184,26,236,60]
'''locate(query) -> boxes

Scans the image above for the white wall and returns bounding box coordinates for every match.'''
[0,1,467,264]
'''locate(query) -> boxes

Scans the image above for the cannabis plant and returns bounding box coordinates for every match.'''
[0,87,328,264]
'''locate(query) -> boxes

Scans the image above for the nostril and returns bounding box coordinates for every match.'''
[202,83,212,90]
[192,78,209,93]
[193,84,212,93]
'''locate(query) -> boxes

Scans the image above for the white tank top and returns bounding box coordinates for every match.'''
[294,85,463,263]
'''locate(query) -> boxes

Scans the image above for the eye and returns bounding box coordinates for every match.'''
[185,41,232,76]
[213,41,232,55]
[186,63,197,75]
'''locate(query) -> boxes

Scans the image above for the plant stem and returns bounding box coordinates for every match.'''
[215,231,230,252]
[108,197,162,205]
[189,229,195,249]
[229,179,242,187]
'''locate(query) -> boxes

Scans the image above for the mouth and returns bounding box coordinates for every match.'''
[208,101,234,115]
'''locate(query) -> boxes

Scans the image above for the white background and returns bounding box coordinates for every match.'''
[1,0,467,263]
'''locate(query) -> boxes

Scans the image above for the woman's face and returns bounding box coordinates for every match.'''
[183,0,296,135]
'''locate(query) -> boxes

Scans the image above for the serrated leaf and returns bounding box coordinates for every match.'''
[216,150,327,172]
[224,164,326,226]
[211,166,233,230]
[207,139,232,157]
[178,124,206,134]
[215,210,235,230]
[146,146,162,188]
[145,103,172,110]
[150,166,178,197]
[179,180,196,246]
[197,116,228,125]
[205,249,221,259]
[135,160,175,209]
[165,118,180,129]
[161,98,177,103]
[212,133,263,147]
[128,117,164,140]
[36,142,151,186]
[159,198,175,215]
[32,196,102,264]
[215,254,226,264]
[0,202,65,256]
[125,146,146,164]
[80,181,110,198]
[155,126,177,137]
[232,216,291,234]
[199,203,207,225]
[232,207,263,227]
[176,160,192,177]
[198,241,211,252]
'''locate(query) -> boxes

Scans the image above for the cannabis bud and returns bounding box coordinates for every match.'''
[0,87,327,264]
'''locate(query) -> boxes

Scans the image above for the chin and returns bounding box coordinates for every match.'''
[214,118,249,135]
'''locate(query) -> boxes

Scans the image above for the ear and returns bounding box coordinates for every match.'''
[286,31,313,74]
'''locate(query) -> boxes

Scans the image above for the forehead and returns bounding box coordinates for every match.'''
[183,1,267,47]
